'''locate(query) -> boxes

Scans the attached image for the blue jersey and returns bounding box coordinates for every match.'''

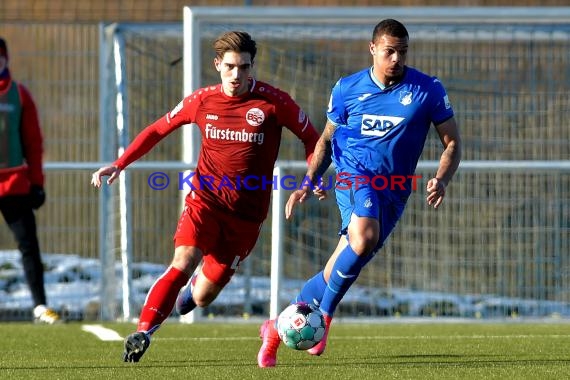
[327,66,454,197]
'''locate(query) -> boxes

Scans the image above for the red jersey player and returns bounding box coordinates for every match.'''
[91,31,320,363]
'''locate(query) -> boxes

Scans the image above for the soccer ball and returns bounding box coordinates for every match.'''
[276,302,326,350]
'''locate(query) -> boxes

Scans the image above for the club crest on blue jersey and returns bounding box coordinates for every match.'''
[399,91,412,106]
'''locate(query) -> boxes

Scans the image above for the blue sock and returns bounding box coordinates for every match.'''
[175,272,198,315]
[319,244,367,317]
[294,271,327,308]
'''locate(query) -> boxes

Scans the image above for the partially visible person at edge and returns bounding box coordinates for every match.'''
[0,37,60,324]
[90,31,320,363]
[257,18,462,367]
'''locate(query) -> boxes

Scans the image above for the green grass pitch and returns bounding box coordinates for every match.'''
[1,321,569,379]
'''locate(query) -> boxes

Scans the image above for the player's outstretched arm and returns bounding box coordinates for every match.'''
[285,121,336,219]
[285,186,327,219]
[90,117,176,189]
[91,165,121,188]
[285,188,310,219]
[427,117,461,209]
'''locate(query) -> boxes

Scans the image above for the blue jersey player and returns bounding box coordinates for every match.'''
[258,18,462,367]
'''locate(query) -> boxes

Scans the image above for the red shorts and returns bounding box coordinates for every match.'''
[173,192,262,286]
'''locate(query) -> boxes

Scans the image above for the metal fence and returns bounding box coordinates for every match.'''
[0,23,100,258]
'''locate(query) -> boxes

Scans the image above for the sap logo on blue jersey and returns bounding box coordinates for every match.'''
[361,114,404,137]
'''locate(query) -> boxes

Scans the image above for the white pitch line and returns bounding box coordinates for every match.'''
[158,334,570,342]
[82,324,124,341]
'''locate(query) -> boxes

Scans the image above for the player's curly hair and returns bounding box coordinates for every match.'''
[213,31,257,62]
[372,19,409,43]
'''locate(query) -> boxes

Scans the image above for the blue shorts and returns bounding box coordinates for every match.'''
[335,180,407,252]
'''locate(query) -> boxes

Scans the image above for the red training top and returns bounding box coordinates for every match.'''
[0,70,44,197]
[114,79,319,222]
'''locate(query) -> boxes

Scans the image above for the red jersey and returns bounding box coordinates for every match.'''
[114,79,319,222]
[0,71,44,197]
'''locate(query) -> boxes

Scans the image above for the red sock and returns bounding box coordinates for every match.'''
[137,266,189,333]
[323,313,333,326]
